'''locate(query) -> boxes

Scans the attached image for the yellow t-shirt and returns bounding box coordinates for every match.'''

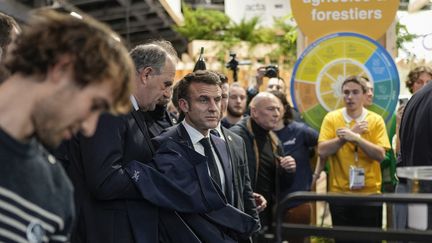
[318,108,390,193]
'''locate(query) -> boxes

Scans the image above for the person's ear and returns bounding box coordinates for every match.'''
[139,67,152,86]
[178,98,189,113]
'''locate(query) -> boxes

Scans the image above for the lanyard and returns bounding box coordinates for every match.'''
[354,145,359,164]
[346,121,360,165]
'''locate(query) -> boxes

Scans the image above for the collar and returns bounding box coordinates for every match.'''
[182,120,207,145]
[130,95,139,111]
[214,123,225,141]
[342,107,368,124]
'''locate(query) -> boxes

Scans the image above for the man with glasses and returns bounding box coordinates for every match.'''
[316,76,390,243]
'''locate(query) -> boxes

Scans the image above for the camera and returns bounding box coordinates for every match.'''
[264,65,279,78]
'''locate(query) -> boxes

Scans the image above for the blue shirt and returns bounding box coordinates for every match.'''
[274,121,318,206]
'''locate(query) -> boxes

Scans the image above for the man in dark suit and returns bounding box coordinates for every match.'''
[151,70,260,242]
[66,40,181,243]
[214,72,267,217]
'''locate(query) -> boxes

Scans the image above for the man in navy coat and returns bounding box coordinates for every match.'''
[66,41,198,243]
[150,70,260,242]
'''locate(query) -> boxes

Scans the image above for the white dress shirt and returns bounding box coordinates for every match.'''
[182,120,226,193]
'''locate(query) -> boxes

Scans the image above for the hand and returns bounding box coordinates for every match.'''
[336,127,361,143]
[311,172,320,189]
[278,155,296,172]
[253,192,267,212]
[255,67,266,87]
[351,121,368,134]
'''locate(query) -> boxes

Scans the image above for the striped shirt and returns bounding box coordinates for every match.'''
[0,128,74,243]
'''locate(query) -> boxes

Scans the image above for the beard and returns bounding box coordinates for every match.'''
[31,92,74,149]
[227,105,244,117]
[32,113,65,149]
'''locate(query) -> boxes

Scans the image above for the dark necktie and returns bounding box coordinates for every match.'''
[199,137,222,189]
[210,129,221,137]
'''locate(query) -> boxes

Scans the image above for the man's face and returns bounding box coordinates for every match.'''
[180,82,222,135]
[227,86,247,117]
[251,97,281,131]
[412,72,432,93]
[220,83,229,119]
[342,81,365,112]
[365,81,374,107]
[139,56,175,111]
[266,78,285,92]
[34,78,113,148]
[157,86,173,106]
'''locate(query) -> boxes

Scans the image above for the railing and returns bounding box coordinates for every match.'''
[275,192,432,243]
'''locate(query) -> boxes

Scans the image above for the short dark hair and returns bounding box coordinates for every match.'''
[129,40,177,74]
[342,75,369,93]
[406,66,432,94]
[5,9,134,114]
[177,70,222,101]
[269,90,293,125]
[212,71,228,84]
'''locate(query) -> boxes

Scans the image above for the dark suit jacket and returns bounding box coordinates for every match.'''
[220,127,259,224]
[67,111,224,243]
[67,111,154,243]
[151,124,260,242]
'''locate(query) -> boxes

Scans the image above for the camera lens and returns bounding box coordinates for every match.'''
[264,66,278,78]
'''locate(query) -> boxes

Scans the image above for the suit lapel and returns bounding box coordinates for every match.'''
[176,123,194,148]
[131,110,155,154]
[221,128,241,206]
[211,134,234,204]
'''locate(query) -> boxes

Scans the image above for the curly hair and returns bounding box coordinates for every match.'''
[0,12,20,51]
[405,66,432,94]
[4,9,134,114]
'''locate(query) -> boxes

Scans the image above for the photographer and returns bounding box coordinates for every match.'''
[247,66,282,100]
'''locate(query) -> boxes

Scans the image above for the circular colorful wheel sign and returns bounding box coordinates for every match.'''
[290,32,399,131]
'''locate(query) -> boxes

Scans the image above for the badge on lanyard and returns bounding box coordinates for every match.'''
[349,165,365,190]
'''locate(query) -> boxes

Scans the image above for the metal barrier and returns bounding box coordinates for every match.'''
[275,192,432,243]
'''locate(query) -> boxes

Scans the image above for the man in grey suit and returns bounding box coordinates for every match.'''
[213,72,267,216]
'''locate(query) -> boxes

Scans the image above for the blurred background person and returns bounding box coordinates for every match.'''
[271,90,318,243]
[221,82,248,129]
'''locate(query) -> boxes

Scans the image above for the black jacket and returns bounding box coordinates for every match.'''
[151,123,260,242]
[230,117,294,193]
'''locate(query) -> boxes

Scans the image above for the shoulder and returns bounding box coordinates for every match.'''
[324,109,343,119]
[366,110,385,124]
[223,127,245,145]
[229,117,250,136]
[153,124,181,145]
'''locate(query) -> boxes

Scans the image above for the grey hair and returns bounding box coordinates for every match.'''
[129,40,177,74]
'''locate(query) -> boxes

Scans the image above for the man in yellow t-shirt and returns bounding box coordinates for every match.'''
[317,76,390,243]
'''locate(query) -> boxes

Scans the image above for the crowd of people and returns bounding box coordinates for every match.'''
[0,9,431,243]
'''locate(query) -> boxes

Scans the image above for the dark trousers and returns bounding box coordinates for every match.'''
[329,203,382,243]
